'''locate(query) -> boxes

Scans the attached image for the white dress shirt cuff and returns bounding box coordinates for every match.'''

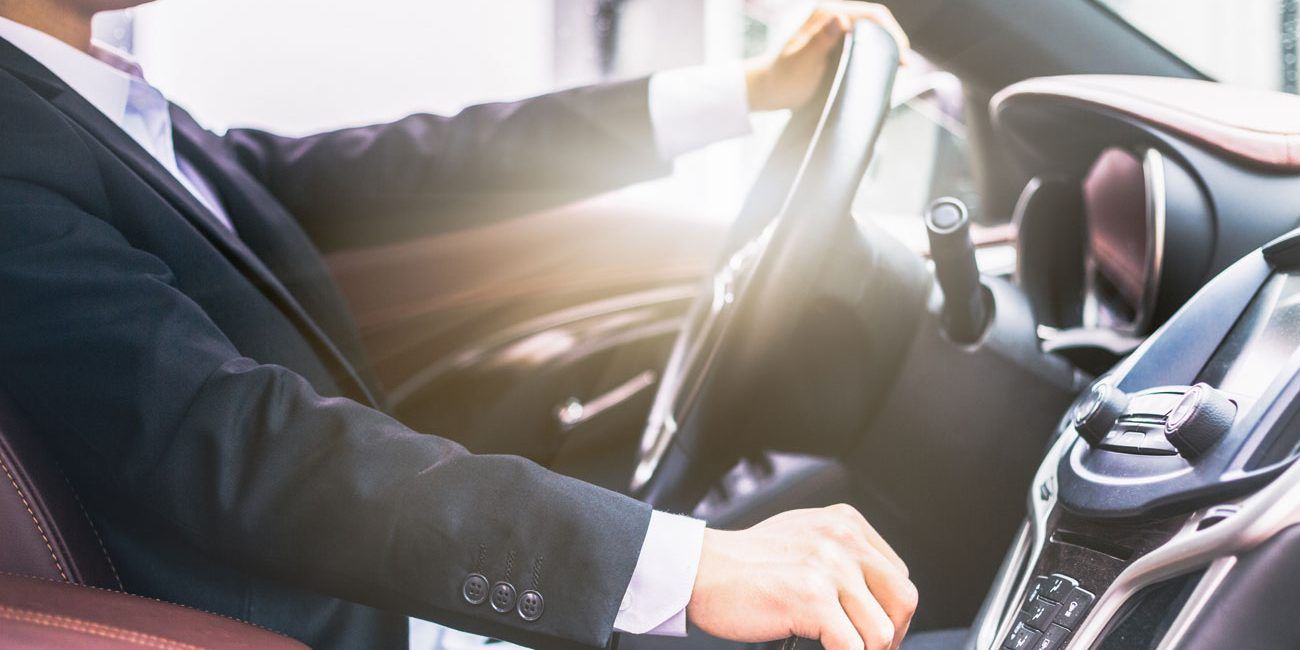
[613,510,707,636]
[647,62,753,160]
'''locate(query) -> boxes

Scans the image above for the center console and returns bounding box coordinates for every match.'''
[968,234,1300,649]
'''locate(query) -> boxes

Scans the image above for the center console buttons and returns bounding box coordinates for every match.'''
[1043,574,1077,601]
[1023,597,1061,630]
[1031,624,1071,650]
[1003,623,1040,650]
[1055,587,1095,628]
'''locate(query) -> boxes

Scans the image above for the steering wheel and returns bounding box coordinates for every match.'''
[631,23,902,512]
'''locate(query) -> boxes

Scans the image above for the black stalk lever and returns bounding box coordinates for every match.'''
[924,197,988,344]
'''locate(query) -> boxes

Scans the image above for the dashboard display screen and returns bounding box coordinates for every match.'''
[1200,273,1300,398]
[1082,147,1150,329]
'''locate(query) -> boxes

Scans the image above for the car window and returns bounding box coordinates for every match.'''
[853,67,978,242]
[93,1,972,228]
[1095,0,1299,92]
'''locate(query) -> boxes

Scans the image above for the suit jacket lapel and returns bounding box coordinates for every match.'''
[0,39,379,408]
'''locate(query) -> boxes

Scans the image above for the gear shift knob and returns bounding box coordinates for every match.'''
[924,197,988,344]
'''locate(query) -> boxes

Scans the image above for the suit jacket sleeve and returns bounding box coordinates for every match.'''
[0,172,653,648]
[220,77,672,239]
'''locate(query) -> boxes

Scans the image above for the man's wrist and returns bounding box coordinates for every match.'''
[612,511,706,636]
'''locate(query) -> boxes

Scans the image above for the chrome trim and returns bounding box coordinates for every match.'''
[1142,148,1168,334]
[1153,555,1236,650]
[975,429,1074,649]
[555,370,658,430]
[969,522,1033,650]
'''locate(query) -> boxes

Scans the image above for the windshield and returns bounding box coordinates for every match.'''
[1096,0,1299,92]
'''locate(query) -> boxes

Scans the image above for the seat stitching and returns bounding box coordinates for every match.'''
[0,571,300,641]
[0,452,68,581]
[60,467,125,589]
[0,604,202,650]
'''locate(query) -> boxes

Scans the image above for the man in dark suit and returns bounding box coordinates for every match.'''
[0,1,917,649]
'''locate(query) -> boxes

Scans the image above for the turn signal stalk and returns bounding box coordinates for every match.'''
[924,197,989,344]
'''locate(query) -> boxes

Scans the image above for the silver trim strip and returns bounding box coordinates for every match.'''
[1154,555,1237,650]
[974,430,1074,649]
[1067,454,1300,647]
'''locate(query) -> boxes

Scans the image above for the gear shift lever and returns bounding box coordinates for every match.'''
[924,197,988,344]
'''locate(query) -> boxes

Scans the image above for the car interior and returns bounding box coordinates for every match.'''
[6,0,1300,648]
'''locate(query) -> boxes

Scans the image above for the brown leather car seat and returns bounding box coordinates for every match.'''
[0,390,306,649]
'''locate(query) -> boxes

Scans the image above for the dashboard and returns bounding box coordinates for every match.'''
[972,241,1300,650]
[997,80,1300,379]
[961,76,1300,649]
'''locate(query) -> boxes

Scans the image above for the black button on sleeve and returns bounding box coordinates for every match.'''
[517,590,544,621]
[462,574,489,605]
[490,581,518,613]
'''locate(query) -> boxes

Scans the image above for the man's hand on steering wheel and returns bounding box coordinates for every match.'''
[745,2,909,112]
[689,505,918,650]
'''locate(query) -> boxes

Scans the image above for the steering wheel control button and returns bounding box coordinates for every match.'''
[462,574,488,605]
[1030,624,1071,650]
[1072,381,1129,446]
[489,581,517,613]
[1043,574,1077,602]
[516,590,544,621]
[1022,597,1061,630]
[1002,622,1041,650]
[1164,383,1237,458]
[1054,588,1095,629]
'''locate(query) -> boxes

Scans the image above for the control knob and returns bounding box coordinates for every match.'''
[1164,383,1236,458]
[1071,380,1128,446]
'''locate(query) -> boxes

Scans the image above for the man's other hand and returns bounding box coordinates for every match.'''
[686,504,917,650]
[745,2,909,112]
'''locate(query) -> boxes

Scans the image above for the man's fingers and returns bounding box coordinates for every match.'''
[856,549,917,646]
[817,602,867,650]
[818,2,911,54]
[838,579,896,650]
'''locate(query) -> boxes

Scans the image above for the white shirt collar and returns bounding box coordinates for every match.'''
[0,16,234,231]
[0,15,142,125]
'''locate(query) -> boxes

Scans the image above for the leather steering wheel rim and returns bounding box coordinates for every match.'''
[632,22,901,512]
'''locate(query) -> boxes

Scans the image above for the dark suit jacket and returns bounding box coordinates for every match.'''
[0,37,669,649]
